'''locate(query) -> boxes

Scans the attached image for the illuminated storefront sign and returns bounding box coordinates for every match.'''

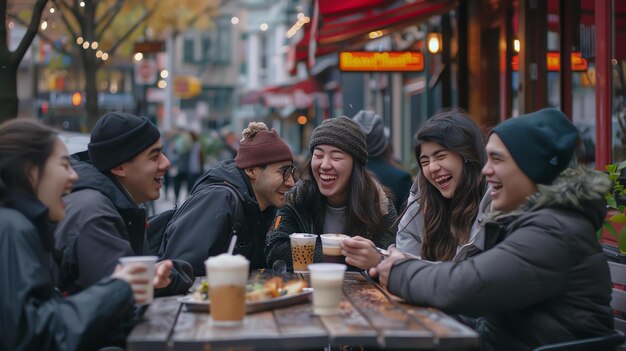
[512,52,588,72]
[339,51,424,72]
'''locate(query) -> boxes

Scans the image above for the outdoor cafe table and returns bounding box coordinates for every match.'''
[127,270,479,351]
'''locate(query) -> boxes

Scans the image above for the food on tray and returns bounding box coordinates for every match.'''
[191,277,307,303]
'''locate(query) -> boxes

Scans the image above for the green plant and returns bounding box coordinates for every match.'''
[602,161,626,253]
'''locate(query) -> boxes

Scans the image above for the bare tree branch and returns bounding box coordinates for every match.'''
[99,6,157,67]
[0,1,8,54]
[96,0,125,40]
[53,0,80,39]
[7,14,73,57]
[13,0,49,66]
[187,3,217,28]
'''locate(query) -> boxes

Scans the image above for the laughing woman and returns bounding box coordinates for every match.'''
[0,120,171,351]
[265,117,397,272]
[396,109,492,261]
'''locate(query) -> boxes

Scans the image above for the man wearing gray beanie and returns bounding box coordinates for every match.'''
[352,110,412,212]
[373,108,615,350]
[55,112,193,297]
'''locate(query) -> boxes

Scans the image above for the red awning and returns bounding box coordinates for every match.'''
[262,78,328,109]
[289,0,456,73]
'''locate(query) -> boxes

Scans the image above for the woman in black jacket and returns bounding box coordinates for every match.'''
[0,119,169,351]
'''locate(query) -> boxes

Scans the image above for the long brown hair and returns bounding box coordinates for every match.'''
[297,155,393,240]
[0,119,58,206]
[415,109,486,261]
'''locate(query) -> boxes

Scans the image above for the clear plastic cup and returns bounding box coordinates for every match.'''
[308,263,347,316]
[289,233,317,272]
[205,254,250,327]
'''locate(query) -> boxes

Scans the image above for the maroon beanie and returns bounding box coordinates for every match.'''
[235,122,293,168]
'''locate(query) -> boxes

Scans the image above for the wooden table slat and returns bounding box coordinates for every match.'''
[272,303,329,348]
[127,295,182,351]
[343,280,437,349]
[172,310,281,351]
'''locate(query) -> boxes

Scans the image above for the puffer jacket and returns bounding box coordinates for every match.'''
[395,179,493,261]
[0,191,134,351]
[159,159,276,275]
[265,179,397,271]
[387,167,614,351]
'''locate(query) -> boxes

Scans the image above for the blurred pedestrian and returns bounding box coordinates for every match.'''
[187,131,204,191]
[54,112,192,296]
[352,110,412,212]
[265,116,397,272]
[0,119,171,350]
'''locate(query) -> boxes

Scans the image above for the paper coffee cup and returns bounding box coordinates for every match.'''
[320,234,349,264]
[119,255,158,305]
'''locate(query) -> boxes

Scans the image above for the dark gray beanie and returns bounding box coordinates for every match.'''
[492,108,579,185]
[88,112,161,171]
[309,116,368,164]
[352,110,388,158]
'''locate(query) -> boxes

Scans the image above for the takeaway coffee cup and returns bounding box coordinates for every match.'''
[205,254,250,326]
[289,233,317,272]
[320,234,349,264]
[308,263,347,316]
[118,255,159,305]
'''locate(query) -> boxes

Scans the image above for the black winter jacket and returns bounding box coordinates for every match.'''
[54,152,192,295]
[159,159,275,276]
[387,167,614,351]
[0,191,134,351]
[265,179,397,271]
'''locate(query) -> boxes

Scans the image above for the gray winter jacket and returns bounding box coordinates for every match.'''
[396,179,492,261]
[387,167,614,351]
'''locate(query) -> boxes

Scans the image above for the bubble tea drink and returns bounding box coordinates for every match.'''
[308,263,347,315]
[289,233,317,272]
[205,254,250,326]
[320,234,350,264]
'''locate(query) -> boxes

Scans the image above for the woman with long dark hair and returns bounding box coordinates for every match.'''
[397,109,492,261]
[265,117,397,271]
[0,119,170,350]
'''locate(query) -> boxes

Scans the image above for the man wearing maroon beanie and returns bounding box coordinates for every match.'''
[158,122,295,275]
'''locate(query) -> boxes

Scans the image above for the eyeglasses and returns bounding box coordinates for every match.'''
[278,165,296,182]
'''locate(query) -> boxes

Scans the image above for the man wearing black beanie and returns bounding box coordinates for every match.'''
[55,112,193,297]
[373,108,615,350]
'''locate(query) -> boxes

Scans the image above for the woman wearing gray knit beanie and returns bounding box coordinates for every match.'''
[265,116,398,272]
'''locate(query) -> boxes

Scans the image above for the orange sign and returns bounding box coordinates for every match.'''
[512,52,588,72]
[339,51,424,72]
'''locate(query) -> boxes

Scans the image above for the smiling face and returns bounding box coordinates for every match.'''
[311,145,354,207]
[111,139,170,204]
[419,141,464,199]
[247,160,296,211]
[483,134,537,212]
[30,139,79,222]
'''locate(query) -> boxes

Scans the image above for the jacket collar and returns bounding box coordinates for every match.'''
[9,189,57,250]
[486,166,611,228]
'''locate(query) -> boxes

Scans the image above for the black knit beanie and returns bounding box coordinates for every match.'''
[88,112,161,171]
[492,108,579,185]
[352,110,388,158]
[309,116,368,164]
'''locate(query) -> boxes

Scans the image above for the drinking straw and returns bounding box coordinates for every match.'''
[227,235,238,255]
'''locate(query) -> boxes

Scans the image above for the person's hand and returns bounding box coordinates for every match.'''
[154,260,173,288]
[341,236,383,270]
[369,246,407,287]
[111,264,150,304]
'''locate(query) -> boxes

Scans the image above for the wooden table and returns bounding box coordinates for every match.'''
[127,271,478,351]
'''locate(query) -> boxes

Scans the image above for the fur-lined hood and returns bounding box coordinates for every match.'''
[489,166,611,229]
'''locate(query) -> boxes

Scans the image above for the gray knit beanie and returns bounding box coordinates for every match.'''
[352,110,388,158]
[309,116,368,164]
